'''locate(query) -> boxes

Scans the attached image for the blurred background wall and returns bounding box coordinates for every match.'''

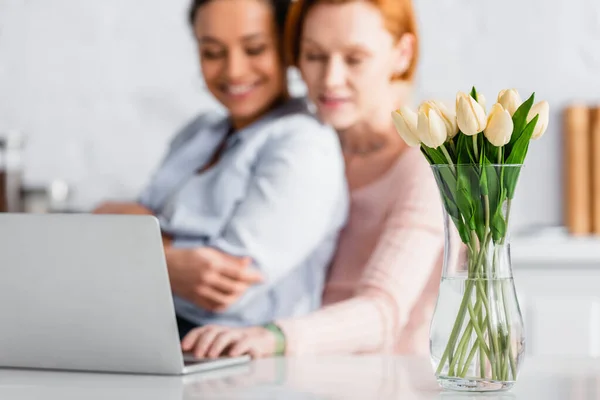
[0,0,597,231]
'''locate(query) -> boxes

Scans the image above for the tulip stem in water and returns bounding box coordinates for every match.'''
[440,145,455,174]
[436,169,519,383]
[502,199,512,245]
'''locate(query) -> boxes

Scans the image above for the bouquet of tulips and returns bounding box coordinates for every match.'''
[392,88,548,245]
[391,88,548,383]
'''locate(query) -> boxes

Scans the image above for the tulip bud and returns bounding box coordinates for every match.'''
[425,100,459,138]
[417,102,448,148]
[527,101,549,140]
[456,92,487,136]
[484,103,514,147]
[476,92,487,112]
[392,107,420,146]
[497,89,522,116]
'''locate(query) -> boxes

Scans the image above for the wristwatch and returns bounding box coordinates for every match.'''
[262,322,286,356]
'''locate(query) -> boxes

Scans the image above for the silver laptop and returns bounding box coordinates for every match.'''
[0,213,250,375]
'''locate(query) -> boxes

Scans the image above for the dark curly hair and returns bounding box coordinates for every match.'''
[188,0,291,34]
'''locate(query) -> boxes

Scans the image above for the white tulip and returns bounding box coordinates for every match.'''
[497,89,522,116]
[476,91,487,112]
[456,92,487,136]
[527,100,549,140]
[484,103,514,147]
[391,107,420,146]
[417,102,448,148]
[424,100,459,138]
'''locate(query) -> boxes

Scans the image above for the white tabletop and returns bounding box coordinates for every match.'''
[0,356,599,399]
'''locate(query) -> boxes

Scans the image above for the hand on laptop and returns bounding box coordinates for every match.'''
[181,325,276,359]
[165,247,263,312]
[93,202,154,215]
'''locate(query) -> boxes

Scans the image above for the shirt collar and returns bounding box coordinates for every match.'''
[221,97,308,149]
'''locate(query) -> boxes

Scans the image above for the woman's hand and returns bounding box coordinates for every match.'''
[165,247,263,312]
[181,325,276,359]
[161,233,173,248]
[93,202,154,215]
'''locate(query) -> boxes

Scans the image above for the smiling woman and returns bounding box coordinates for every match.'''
[287,0,418,133]
[93,0,348,338]
[180,0,447,361]
[190,0,289,129]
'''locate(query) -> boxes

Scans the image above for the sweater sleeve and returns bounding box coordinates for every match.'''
[277,154,444,355]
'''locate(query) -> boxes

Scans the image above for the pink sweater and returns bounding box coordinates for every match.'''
[277,148,445,355]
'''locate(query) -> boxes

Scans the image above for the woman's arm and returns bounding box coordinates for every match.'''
[162,123,346,314]
[180,155,444,358]
[92,202,153,215]
[277,158,444,355]
[203,129,346,313]
[164,246,263,312]
[92,201,260,309]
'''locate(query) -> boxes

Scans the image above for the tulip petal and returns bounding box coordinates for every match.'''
[418,107,447,148]
[428,108,449,148]
[417,110,431,147]
[431,101,459,138]
[457,93,486,136]
[469,97,487,132]
[392,108,420,146]
[497,89,522,116]
[477,92,487,112]
[485,103,513,146]
[527,101,549,140]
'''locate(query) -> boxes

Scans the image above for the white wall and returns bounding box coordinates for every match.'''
[413,0,600,232]
[0,0,593,230]
[0,0,218,209]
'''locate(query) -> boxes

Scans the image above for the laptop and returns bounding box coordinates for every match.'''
[0,213,250,375]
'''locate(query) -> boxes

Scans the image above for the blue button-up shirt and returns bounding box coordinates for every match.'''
[139,98,348,327]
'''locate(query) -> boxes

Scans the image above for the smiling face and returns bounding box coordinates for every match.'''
[193,0,286,129]
[298,1,413,131]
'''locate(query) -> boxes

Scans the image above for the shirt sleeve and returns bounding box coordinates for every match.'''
[207,124,348,313]
[276,156,444,355]
[138,113,212,209]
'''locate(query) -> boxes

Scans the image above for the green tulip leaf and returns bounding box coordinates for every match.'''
[479,162,488,195]
[486,164,501,219]
[485,136,501,164]
[422,144,447,165]
[420,147,434,164]
[453,216,471,244]
[506,115,537,165]
[506,92,535,158]
[491,203,507,242]
[456,133,476,165]
[503,116,537,199]
[470,86,478,101]
[456,172,475,230]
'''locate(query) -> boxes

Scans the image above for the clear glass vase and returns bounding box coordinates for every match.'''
[429,164,525,392]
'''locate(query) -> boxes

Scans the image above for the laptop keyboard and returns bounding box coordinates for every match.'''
[184,358,214,366]
[183,353,224,365]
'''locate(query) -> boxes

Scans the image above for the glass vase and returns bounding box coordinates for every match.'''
[429,164,525,391]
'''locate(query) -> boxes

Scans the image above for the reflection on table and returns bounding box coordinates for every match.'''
[0,356,599,399]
